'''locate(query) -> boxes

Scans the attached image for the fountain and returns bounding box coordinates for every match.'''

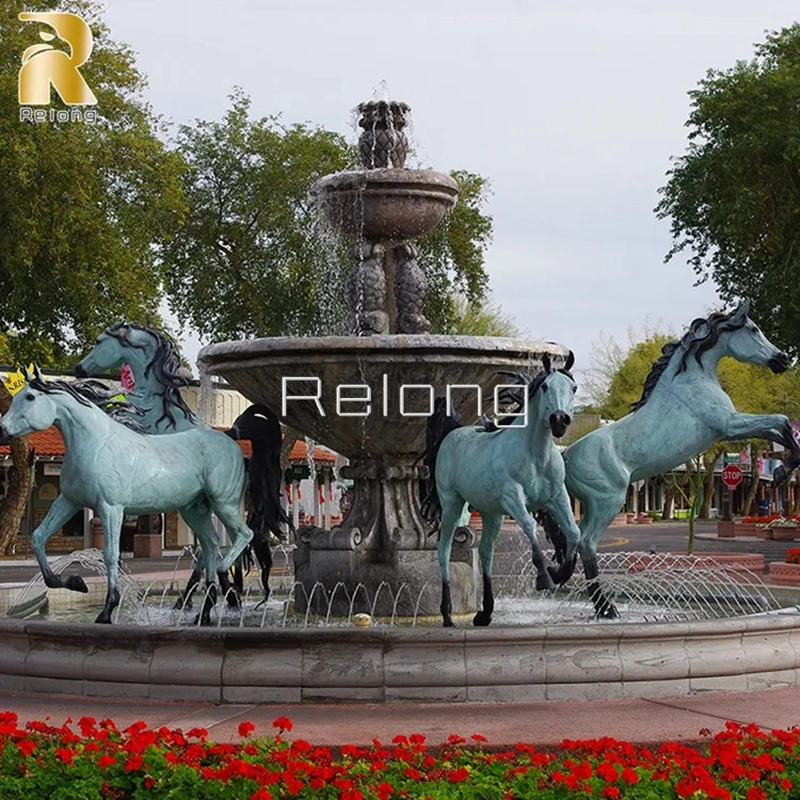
[200,98,569,616]
[2,98,800,707]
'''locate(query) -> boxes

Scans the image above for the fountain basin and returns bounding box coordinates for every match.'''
[3,611,800,703]
[200,335,565,457]
[311,169,458,241]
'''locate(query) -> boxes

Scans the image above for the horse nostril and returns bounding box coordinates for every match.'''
[563,414,572,427]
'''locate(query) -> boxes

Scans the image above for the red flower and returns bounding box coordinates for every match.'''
[54,747,76,764]
[143,777,155,789]
[250,791,272,800]
[238,721,256,738]
[272,716,293,733]
[746,788,767,800]
[449,767,469,782]
[97,755,116,768]
[15,740,35,757]
[621,767,639,784]
[601,788,621,799]
[471,733,488,743]
[124,755,143,772]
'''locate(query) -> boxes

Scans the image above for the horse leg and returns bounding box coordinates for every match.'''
[473,513,502,627]
[543,486,581,585]
[579,495,625,619]
[31,496,86,592]
[502,490,555,592]
[251,530,273,604]
[96,505,124,624]
[212,503,254,585]
[438,501,465,627]
[180,504,223,626]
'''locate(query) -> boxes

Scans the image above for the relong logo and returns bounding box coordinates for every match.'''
[18,11,97,106]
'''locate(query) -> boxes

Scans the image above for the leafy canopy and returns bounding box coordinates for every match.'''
[656,25,800,354]
[0,0,185,366]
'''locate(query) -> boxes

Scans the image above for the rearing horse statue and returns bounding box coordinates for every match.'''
[542,301,800,617]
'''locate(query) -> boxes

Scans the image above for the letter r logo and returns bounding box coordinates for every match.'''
[19,12,97,106]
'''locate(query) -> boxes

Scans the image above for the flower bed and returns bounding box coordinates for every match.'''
[0,713,798,799]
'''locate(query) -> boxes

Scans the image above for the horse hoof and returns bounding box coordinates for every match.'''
[536,572,556,591]
[225,595,241,611]
[472,611,492,627]
[443,618,456,628]
[65,575,89,593]
[174,597,192,611]
[94,614,112,624]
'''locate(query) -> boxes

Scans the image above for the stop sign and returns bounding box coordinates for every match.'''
[722,464,743,489]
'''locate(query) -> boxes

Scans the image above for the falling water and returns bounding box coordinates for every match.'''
[197,361,216,426]
[4,546,790,628]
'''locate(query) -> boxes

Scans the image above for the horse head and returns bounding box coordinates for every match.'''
[76,322,139,377]
[538,364,577,439]
[0,368,58,444]
[722,301,789,374]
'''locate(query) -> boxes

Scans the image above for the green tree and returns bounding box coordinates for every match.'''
[0,0,185,363]
[0,0,185,548]
[163,92,493,340]
[656,25,800,354]
[445,294,523,337]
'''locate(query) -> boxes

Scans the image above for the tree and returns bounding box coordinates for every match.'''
[445,294,523,337]
[163,91,493,340]
[0,0,185,545]
[656,25,800,354]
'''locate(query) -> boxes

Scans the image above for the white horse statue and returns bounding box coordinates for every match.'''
[0,369,253,624]
[422,353,580,627]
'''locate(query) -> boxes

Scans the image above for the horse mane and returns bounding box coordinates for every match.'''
[420,397,464,528]
[631,307,749,412]
[103,322,196,429]
[479,367,575,432]
[28,378,149,433]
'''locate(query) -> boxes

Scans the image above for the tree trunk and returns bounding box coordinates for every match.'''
[662,484,676,520]
[0,383,34,554]
[700,451,716,519]
[742,448,761,517]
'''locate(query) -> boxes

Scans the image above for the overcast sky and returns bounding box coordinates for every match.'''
[103,0,797,387]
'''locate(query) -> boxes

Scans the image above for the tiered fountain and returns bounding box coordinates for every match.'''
[200,99,569,616]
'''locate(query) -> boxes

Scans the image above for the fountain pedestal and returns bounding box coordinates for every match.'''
[292,457,479,616]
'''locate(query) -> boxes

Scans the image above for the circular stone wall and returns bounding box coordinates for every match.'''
[1,612,799,704]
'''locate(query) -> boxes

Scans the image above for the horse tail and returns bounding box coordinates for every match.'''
[420,397,463,528]
[226,405,292,541]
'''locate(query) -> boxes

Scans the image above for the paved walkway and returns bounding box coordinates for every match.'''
[0,686,798,747]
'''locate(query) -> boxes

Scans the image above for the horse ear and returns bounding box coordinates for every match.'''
[542,353,551,373]
[733,299,750,320]
[22,365,34,383]
[563,350,575,372]
[33,364,43,382]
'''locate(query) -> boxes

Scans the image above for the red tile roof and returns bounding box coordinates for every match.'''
[0,427,336,464]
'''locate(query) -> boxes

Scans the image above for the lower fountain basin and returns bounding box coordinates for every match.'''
[199,335,566,457]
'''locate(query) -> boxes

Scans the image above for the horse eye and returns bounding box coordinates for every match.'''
[26,394,35,402]
[541,384,548,392]
[572,386,577,393]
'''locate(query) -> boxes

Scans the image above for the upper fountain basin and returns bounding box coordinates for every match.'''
[311,168,458,241]
[200,335,569,459]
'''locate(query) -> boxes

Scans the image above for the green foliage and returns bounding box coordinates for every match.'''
[0,0,185,364]
[656,24,800,353]
[163,92,493,340]
[444,294,521,337]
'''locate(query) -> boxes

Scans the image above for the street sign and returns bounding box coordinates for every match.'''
[722,464,743,489]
